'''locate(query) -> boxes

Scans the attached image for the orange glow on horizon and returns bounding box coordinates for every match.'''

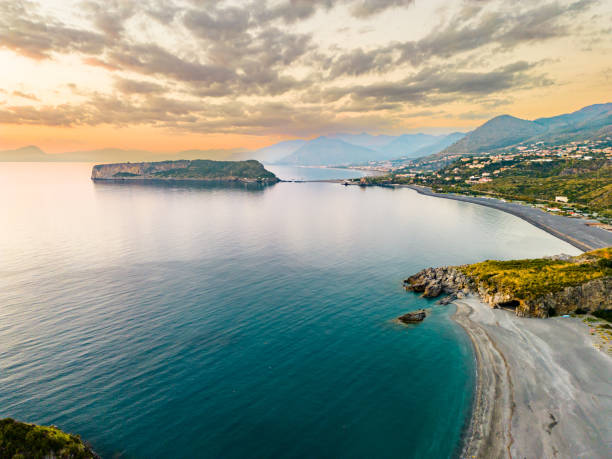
[0,125,292,154]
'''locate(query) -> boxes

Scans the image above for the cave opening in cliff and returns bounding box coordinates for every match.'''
[498,300,520,310]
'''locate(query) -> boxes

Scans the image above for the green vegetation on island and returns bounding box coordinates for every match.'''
[92,159,279,184]
[0,418,97,459]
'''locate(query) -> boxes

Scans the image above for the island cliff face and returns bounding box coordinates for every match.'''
[91,159,279,184]
[404,248,612,317]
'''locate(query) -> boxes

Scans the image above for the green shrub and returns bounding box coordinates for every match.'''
[0,418,97,459]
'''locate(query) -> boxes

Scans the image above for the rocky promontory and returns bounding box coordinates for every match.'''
[404,248,612,318]
[91,159,279,184]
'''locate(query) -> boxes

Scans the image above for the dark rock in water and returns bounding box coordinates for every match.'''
[398,309,427,324]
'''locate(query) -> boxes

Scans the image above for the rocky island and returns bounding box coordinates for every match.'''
[91,159,279,184]
[0,418,98,458]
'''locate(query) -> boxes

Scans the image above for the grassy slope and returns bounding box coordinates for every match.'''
[470,159,612,217]
[460,248,612,301]
[0,418,97,459]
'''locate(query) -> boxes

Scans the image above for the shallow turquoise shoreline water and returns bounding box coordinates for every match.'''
[0,164,579,458]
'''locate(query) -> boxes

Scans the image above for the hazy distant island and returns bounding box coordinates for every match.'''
[402,248,612,458]
[91,159,279,184]
[0,418,98,458]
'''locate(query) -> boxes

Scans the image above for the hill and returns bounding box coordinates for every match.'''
[379,133,440,158]
[327,133,397,150]
[444,115,546,154]
[242,139,307,163]
[410,132,466,158]
[274,136,379,166]
[0,145,48,161]
[433,103,612,160]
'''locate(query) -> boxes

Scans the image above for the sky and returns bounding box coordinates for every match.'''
[0,0,611,153]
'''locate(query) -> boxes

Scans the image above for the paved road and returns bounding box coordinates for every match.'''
[405,185,612,251]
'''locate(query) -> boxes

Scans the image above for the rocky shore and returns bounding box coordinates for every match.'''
[403,251,612,318]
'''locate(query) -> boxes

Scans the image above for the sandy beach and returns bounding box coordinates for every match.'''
[454,296,612,458]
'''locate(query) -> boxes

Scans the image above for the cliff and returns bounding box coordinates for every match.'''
[0,418,98,458]
[404,248,612,318]
[91,159,279,184]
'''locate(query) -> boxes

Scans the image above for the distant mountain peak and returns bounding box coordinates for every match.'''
[18,145,45,153]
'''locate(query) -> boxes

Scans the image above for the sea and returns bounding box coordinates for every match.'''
[0,163,580,458]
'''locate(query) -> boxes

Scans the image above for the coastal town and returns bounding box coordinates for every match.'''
[356,138,612,226]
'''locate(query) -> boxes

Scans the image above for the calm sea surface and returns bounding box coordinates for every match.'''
[0,163,579,458]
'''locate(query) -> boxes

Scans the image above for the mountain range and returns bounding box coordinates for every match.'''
[439,103,612,158]
[257,132,466,166]
[2,103,609,166]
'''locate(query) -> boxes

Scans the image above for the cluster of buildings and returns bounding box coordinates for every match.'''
[399,138,612,184]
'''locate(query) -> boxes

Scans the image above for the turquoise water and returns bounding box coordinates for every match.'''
[0,163,579,458]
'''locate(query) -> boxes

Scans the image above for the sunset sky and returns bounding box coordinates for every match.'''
[1,0,611,153]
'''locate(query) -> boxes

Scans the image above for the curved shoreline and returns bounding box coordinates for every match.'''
[405,185,612,252]
[453,301,513,458]
[452,297,612,458]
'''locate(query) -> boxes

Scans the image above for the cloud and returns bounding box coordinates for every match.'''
[324,61,550,105]
[12,91,39,101]
[0,0,607,138]
[82,0,137,40]
[114,77,165,94]
[0,1,105,59]
[349,0,416,18]
[327,0,598,77]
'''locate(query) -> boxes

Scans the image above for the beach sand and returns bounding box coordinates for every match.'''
[454,296,612,458]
